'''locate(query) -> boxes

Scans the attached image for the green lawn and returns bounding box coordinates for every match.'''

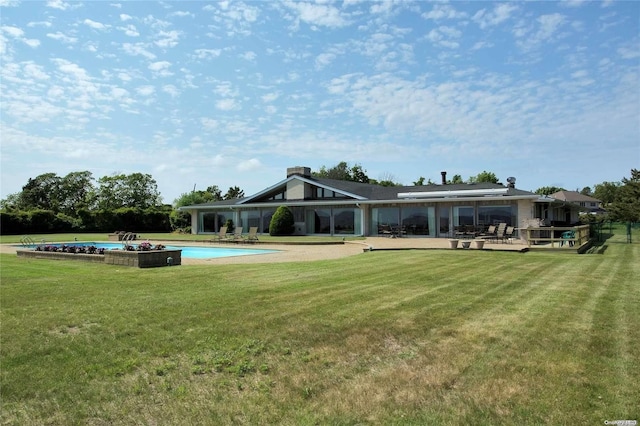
[1,231,638,425]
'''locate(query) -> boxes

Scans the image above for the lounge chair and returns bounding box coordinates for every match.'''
[210,225,228,243]
[379,224,393,237]
[487,223,507,243]
[477,224,498,242]
[243,226,259,243]
[503,226,515,243]
[223,226,244,243]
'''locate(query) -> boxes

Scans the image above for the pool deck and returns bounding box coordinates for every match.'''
[2,237,531,266]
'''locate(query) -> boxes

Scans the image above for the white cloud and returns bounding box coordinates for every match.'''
[120,14,132,21]
[154,30,181,48]
[137,85,155,96]
[282,0,351,29]
[194,48,222,59]
[148,61,173,77]
[473,3,518,29]
[83,19,109,30]
[118,24,139,37]
[162,84,180,97]
[237,158,262,172]
[215,99,239,111]
[515,13,566,51]
[422,4,468,21]
[122,42,156,59]
[47,31,78,43]
[315,52,336,69]
[46,0,70,10]
[426,26,462,49]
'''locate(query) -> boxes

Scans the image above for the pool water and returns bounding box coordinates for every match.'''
[27,242,279,260]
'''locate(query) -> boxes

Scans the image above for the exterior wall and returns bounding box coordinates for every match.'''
[191,212,198,234]
[286,179,310,200]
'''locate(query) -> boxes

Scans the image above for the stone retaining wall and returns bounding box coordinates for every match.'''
[104,249,182,268]
[17,249,182,268]
[17,250,106,264]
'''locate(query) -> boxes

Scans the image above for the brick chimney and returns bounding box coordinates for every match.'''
[441,171,447,185]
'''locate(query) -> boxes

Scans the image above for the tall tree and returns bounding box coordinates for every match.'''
[95,173,161,210]
[607,169,640,222]
[19,173,62,211]
[224,186,245,200]
[579,186,592,196]
[58,171,95,215]
[593,181,621,204]
[313,162,370,183]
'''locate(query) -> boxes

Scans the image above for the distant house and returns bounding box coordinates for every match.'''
[180,167,585,238]
[550,191,605,216]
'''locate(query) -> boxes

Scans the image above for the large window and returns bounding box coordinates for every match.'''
[401,207,434,236]
[372,207,399,236]
[478,205,515,227]
[439,207,450,237]
[453,206,474,226]
[307,208,331,234]
[333,208,355,234]
[261,209,276,233]
[200,211,232,233]
[240,210,260,231]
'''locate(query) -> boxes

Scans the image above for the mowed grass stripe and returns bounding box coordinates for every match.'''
[1,234,639,425]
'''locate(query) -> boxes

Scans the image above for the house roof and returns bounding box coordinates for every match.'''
[180,175,539,210]
[550,190,601,203]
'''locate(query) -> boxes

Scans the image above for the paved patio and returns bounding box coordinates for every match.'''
[1,237,531,266]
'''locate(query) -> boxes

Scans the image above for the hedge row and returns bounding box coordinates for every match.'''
[0,207,172,235]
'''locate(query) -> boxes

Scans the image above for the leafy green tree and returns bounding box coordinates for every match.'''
[350,164,370,183]
[269,205,295,236]
[607,169,640,222]
[469,171,500,184]
[593,181,621,204]
[19,173,62,211]
[579,186,592,196]
[224,186,245,200]
[95,173,161,210]
[313,162,370,183]
[58,171,95,215]
[535,186,566,196]
[449,174,464,184]
[413,176,425,186]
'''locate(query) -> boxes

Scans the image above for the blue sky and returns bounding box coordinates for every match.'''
[1,0,638,204]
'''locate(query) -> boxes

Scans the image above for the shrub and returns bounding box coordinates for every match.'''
[269,206,295,236]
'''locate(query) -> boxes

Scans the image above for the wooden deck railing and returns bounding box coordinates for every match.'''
[523,225,590,248]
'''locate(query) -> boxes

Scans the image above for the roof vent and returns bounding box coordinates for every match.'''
[507,177,516,188]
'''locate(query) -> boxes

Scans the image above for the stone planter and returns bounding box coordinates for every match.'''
[448,239,459,249]
[461,241,471,249]
[472,240,485,250]
[104,249,181,268]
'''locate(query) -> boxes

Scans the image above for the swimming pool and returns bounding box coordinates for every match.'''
[26,242,279,260]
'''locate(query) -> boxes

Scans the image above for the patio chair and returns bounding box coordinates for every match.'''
[210,226,228,243]
[223,226,244,243]
[503,226,515,243]
[492,223,507,243]
[477,225,496,239]
[243,227,259,243]
[561,230,575,247]
[379,224,393,237]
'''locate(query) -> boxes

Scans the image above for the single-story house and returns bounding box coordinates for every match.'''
[180,166,585,239]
